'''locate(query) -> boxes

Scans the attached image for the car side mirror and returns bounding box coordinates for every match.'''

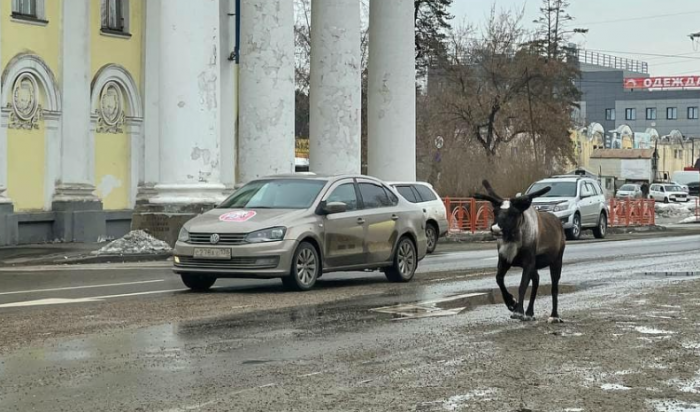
[322,201,347,215]
[516,192,522,197]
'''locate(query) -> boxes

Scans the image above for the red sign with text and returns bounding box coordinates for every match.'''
[624,76,700,90]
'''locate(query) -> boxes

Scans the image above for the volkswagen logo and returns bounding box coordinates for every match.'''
[209,233,220,245]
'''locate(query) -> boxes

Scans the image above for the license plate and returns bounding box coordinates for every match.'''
[193,248,231,260]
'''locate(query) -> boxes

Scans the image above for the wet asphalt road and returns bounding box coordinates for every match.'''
[1,234,700,411]
[1,234,699,307]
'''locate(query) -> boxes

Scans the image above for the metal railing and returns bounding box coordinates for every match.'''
[577,49,648,74]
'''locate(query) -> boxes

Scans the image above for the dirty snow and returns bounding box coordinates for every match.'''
[655,202,696,219]
[601,383,632,391]
[92,230,172,256]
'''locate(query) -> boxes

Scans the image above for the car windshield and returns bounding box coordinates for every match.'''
[664,185,682,192]
[527,181,577,198]
[619,185,636,191]
[218,179,327,209]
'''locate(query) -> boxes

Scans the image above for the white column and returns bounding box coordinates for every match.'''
[54,0,98,202]
[367,0,416,182]
[238,0,295,183]
[309,0,362,175]
[0,8,7,207]
[219,0,237,191]
[139,0,161,201]
[151,0,225,204]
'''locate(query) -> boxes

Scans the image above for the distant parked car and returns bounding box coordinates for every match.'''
[670,181,689,193]
[615,183,643,200]
[524,175,608,241]
[649,183,689,203]
[388,181,447,254]
[173,174,428,292]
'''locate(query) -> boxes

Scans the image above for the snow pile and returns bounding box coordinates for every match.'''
[655,202,696,219]
[93,230,172,255]
[680,216,700,224]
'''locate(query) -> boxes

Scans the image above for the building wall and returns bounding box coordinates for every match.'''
[572,129,700,181]
[579,69,700,138]
[614,98,700,137]
[90,0,144,210]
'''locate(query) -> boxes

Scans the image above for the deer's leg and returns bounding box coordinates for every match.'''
[548,252,564,324]
[524,270,540,321]
[496,258,516,312]
[511,260,535,321]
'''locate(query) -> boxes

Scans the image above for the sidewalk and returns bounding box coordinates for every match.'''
[0,242,171,267]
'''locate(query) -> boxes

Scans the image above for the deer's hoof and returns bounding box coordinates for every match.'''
[510,312,525,320]
[523,315,536,322]
[507,301,519,312]
[547,317,564,324]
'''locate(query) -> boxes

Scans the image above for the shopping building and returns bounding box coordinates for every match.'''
[574,48,700,154]
[0,0,417,246]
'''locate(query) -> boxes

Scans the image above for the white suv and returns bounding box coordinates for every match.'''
[524,176,608,240]
[649,183,689,203]
[389,182,447,254]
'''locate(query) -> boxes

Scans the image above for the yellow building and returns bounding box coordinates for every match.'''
[571,128,699,181]
[0,0,144,245]
[0,0,419,246]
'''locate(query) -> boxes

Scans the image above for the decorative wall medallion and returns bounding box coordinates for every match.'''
[96,81,125,134]
[8,73,43,130]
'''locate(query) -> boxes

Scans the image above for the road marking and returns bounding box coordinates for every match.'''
[0,262,171,272]
[0,279,165,296]
[0,288,186,308]
[0,298,101,308]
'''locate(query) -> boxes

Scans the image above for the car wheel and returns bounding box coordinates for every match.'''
[664,197,669,204]
[565,213,582,241]
[282,241,320,291]
[181,274,216,292]
[425,223,438,254]
[385,237,417,283]
[593,212,607,239]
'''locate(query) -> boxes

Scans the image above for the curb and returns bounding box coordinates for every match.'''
[440,225,667,244]
[0,252,172,267]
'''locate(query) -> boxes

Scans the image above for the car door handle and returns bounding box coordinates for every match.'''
[357,218,365,224]
[391,214,399,221]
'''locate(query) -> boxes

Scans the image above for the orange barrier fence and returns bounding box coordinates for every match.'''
[442,197,494,234]
[442,197,659,234]
[607,198,655,227]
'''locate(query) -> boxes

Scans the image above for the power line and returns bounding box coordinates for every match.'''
[579,11,700,26]
[583,49,700,60]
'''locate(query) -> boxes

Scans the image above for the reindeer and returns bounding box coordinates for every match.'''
[474,180,566,323]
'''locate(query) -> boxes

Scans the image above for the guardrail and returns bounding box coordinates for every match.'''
[442,197,659,234]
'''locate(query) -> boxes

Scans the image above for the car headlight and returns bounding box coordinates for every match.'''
[553,202,570,212]
[245,227,286,243]
[178,227,189,242]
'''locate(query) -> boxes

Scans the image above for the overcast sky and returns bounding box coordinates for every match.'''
[449,0,700,76]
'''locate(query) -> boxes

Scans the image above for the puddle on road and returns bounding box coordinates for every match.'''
[370,284,578,320]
